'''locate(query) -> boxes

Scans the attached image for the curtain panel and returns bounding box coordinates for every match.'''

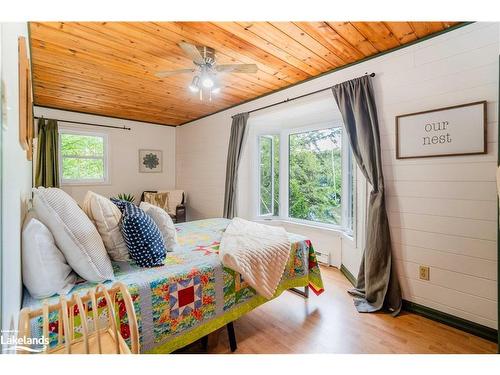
[35,118,60,188]
[223,113,249,219]
[332,75,401,315]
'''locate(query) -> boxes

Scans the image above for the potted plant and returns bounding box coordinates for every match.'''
[112,193,136,203]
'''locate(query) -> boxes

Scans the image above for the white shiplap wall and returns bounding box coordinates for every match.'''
[375,23,498,329]
[176,22,499,329]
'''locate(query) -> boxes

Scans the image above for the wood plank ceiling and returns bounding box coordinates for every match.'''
[29,22,460,126]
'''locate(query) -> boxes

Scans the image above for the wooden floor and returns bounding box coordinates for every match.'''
[181,266,497,354]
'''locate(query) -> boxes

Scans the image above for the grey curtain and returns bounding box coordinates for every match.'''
[223,113,249,218]
[35,118,60,188]
[332,75,401,315]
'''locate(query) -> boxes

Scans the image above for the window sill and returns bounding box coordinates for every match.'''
[255,217,352,238]
[61,180,110,187]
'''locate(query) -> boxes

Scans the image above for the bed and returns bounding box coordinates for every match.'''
[22,218,324,353]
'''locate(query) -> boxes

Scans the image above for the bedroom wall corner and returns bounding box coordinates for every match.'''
[0,22,33,337]
[33,107,177,205]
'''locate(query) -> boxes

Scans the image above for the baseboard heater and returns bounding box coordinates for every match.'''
[315,251,330,265]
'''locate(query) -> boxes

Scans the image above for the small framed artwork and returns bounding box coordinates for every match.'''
[18,36,34,160]
[395,101,487,159]
[139,149,163,173]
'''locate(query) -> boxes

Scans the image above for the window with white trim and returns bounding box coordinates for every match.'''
[258,134,279,216]
[58,129,108,185]
[257,122,355,234]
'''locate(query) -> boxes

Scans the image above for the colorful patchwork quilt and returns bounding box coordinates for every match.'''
[22,218,324,353]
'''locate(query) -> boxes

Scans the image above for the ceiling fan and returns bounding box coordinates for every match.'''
[155,42,258,101]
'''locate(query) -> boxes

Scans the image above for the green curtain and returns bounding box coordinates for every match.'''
[35,118,60,187]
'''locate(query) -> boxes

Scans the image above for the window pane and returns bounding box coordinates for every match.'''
[289,127,342,225]
[62,157,104,180]
[346,148,355,233]
[272,136,280,215]
[259,136,272,215]
[61,133,103,157]
[259,135,279,216]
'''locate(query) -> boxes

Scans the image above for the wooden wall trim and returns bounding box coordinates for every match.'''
[402,300,498,343]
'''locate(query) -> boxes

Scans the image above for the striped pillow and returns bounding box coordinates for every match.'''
[111,199,166,267]
[32,187,113,282]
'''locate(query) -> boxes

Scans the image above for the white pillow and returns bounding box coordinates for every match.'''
[82,191,129,262]
[140,201,178,251]
[32,187,114,282]
[166,190,184,216]
[22,212,77,298]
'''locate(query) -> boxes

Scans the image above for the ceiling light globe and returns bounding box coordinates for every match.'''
[189,76,200,92]
[202,77,214,88]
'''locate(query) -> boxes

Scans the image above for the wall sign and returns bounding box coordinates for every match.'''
[395,101,487,159]
[139,149,163,173]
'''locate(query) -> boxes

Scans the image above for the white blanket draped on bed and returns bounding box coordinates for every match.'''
[219,217,291,299]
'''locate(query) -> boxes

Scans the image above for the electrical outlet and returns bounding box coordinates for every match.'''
[419,265,430,281]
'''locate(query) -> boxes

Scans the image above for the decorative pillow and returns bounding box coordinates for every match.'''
[32,187,114,282]
[111,199,166,267]
[22,211,77,298]
[143,192,169,211]
[82,191,129,262]
[166,190,184,216]
[140,201,178,251]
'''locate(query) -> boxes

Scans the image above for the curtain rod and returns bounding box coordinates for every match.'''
[34,116,132,131]
[240,72,376,117]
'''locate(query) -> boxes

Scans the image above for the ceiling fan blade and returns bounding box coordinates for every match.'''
[216,64,258,73]
[178,42,205,64]
[155,68,195,78]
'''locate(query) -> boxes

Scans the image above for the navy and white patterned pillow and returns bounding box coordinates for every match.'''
[111,199,166,267]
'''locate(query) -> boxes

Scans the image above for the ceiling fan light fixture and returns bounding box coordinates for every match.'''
[155,42,258,101]
[189,76,200,92]
[202,76,214,88]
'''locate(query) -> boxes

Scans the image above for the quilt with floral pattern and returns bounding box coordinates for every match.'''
[23,218,324,353]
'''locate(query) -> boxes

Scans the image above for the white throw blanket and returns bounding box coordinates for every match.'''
[219,218,291,299]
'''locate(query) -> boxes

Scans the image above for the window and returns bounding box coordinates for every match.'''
[258,135,279,216]
[59,129,108,184]
[289,127,342,225]
[257,123,355,232]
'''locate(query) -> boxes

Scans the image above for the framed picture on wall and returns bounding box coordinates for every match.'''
[139,149,163,173]
[18,36,34,160]
[395,101,487,159]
